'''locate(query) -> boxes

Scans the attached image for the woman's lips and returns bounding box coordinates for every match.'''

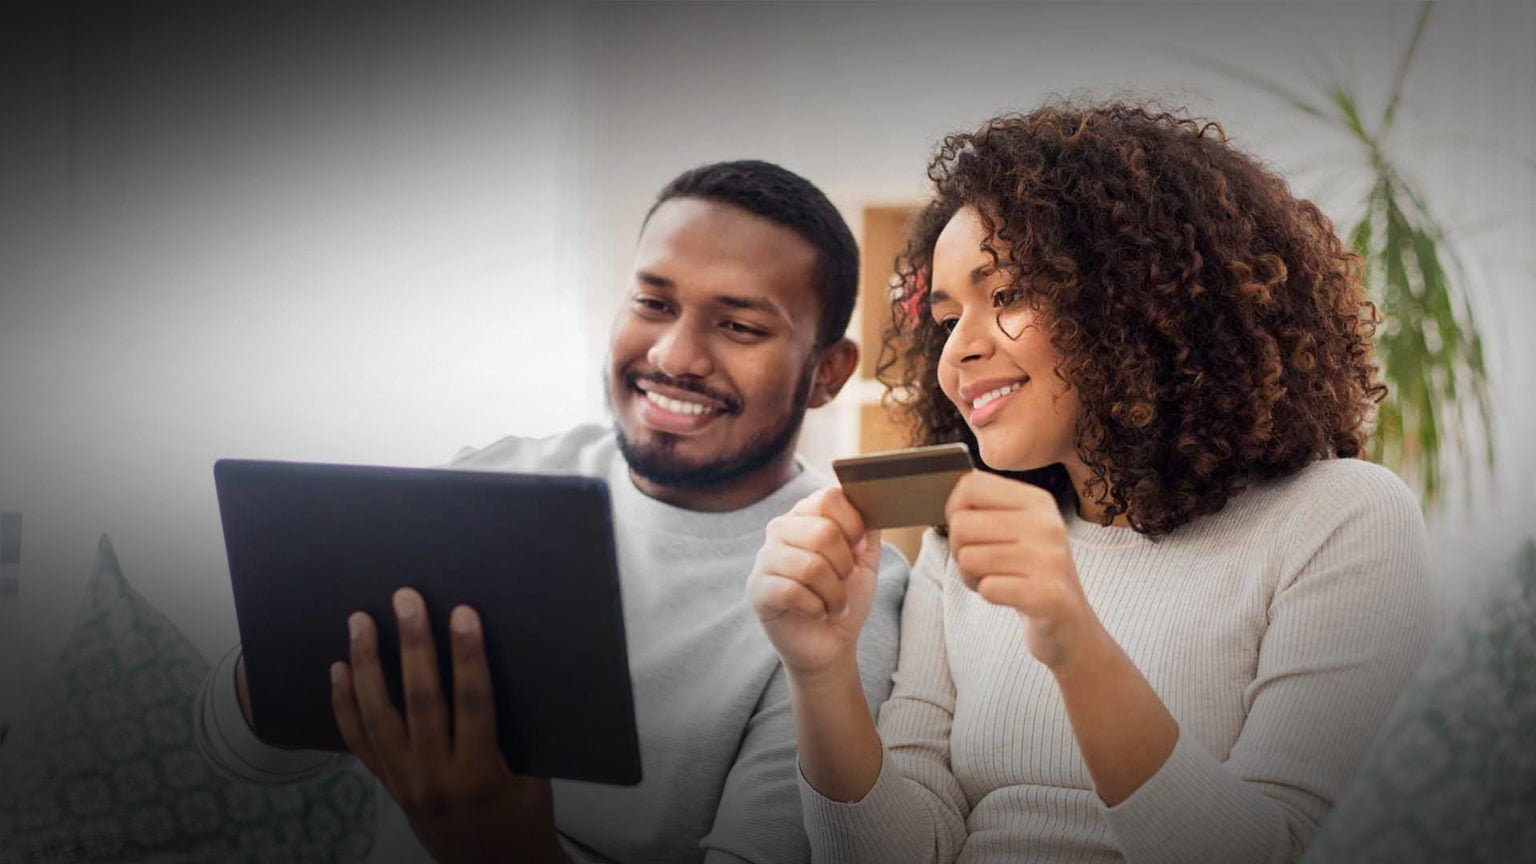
[968,382,1025,428]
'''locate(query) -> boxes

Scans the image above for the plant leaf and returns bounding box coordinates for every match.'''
[1382,2,1434,134]
[1175,49,1336,124]
[1184,3,1497,509]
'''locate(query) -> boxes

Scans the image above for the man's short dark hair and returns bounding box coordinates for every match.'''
[646,160,859,349]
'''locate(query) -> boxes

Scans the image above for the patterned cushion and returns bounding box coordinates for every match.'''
[1304,541,1536,862]
[0,536,377,864]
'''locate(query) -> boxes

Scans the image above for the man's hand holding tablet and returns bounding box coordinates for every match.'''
[329,590,568,864]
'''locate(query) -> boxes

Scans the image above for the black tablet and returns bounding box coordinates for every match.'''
[212,459,642,786]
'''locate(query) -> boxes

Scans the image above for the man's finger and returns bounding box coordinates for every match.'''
[448,605,501,760]
[347,611,410,762]
[393,588,451,763]
[330,661,388,781]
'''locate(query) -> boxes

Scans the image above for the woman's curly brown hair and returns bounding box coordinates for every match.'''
[878,100,1386,537]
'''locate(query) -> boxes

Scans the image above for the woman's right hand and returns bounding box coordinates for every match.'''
[748,488,881,679]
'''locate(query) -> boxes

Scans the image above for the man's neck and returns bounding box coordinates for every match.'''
[628,455,802,513]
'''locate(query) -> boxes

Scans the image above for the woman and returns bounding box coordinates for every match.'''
[747,102,1437,863]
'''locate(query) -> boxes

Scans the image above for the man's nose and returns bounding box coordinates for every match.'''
[647,322,714,379]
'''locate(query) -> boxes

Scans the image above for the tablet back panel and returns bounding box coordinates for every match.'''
[213,459,641,785]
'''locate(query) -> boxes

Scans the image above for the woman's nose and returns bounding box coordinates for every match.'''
[940,315,992,367]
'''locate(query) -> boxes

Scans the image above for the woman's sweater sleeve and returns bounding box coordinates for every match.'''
[799,530,972,864]
[1100,463,1439,864]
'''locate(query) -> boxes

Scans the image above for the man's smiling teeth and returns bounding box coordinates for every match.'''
[644,390,716,416]
[971,382,1023,410]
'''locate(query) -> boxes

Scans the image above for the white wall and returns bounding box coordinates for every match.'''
[570,0,1536,605]
[3,1,1533,719]
[0,1,587,716]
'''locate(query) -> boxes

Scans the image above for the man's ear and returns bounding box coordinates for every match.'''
[808,338,859,409]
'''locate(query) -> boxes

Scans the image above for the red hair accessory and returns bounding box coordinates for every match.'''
[901,269,929,323]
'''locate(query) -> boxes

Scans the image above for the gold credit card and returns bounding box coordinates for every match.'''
[832,443,974,529]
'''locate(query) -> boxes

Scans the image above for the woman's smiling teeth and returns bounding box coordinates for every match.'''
[644,390,717,416]
[971,381,1024,411]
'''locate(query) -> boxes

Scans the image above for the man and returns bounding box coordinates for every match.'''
[194,160,908,863]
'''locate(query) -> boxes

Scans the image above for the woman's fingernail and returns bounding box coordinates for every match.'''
[348,612,364,641]
[331,662,345,685]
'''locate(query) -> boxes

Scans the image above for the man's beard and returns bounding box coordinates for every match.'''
[611,359,815,491]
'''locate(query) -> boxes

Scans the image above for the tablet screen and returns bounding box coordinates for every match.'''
[214,459,641,786]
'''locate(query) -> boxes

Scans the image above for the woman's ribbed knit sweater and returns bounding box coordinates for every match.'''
[800,457,1437,864]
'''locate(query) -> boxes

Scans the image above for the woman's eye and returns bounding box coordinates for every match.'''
[990,287,1025,308]
[937,317,958,333]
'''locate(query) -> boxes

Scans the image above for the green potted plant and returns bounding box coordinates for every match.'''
[1190,2,1495,507]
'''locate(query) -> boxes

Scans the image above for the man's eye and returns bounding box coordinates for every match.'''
[634,297,669,313]
[723,321,766,337]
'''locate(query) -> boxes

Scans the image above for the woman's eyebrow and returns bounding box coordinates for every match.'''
[928,266,999,307]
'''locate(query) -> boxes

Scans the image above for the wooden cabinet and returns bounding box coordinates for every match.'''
[854,204,928,564]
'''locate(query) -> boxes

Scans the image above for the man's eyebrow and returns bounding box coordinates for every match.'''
[715,294,784,317]
[632,275,784,318]
[636,270,674,289]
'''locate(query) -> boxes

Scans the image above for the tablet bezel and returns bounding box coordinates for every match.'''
[213,458,642,786]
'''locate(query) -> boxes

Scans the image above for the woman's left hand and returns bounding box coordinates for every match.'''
[945,471,1106,671]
